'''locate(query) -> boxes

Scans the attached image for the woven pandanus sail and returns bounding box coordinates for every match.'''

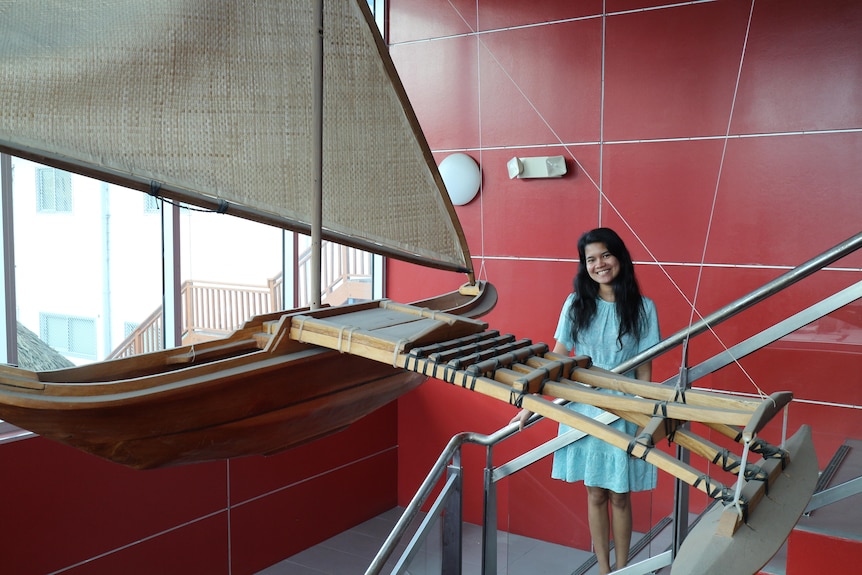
[0,0,472,274]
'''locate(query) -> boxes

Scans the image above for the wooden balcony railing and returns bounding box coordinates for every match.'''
[183,279,278,339]
[109,307,164,359]
[107,278,279,359]
[297,242,373,306]
[108,244,372,359]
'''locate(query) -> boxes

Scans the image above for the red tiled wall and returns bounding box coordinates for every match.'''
[388,0,862,553]
[785,528,862,575]
[0,404,399,575]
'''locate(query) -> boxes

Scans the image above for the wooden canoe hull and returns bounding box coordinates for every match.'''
[0,282,495,469]
[0,345,426,469]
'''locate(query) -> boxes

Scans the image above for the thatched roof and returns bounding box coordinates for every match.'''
[16,322,75,371]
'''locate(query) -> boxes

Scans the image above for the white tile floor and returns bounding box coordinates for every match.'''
[257,507,652,575]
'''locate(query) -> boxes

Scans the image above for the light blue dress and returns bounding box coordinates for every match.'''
[551,294,660,493]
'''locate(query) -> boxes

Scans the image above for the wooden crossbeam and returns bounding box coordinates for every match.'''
[393,351,736,502]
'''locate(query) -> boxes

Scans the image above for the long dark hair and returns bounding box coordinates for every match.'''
[568,227,645,348]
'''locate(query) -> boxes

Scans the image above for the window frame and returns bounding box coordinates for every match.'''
[36,167,73,213]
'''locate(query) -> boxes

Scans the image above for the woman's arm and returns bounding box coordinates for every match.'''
[634,297,659,382]
[634,360,652,382]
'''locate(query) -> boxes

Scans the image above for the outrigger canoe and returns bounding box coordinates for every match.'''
[0,276,818,573]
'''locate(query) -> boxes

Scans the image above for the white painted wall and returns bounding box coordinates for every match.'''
[11,157,283,364]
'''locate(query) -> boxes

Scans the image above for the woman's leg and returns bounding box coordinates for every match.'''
[586,486,612,575]
[608,490,632,569]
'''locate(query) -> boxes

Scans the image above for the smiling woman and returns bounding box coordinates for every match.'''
[552,228,660,574]
[512,227,660,575]
[585,242,621,292]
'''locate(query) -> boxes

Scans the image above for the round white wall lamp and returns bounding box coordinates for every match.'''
[439,153,480,206]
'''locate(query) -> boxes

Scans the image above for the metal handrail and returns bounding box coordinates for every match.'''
[616,231,862,375]
[806,476,862,513]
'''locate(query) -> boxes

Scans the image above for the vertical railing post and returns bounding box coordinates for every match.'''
[671,342,692,558]
[482,444,498,575]
[268,277,279,312]
[182,281,193,335]
[442,449,463,574]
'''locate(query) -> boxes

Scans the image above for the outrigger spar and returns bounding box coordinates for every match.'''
[288,305,819,575]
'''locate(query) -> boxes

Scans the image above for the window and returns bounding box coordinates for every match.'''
[36,167,72,212]
[143,194,160,213]
[40,313,97,358]
[124,321,139,338]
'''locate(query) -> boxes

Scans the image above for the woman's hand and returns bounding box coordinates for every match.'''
[507,341,563,430]
[509,409,534,430]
